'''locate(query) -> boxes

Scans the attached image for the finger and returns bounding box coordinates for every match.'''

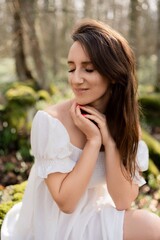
[84,114,106,128]
[79,105,98,114]
[80,105,105,121]
[72,105,87,126]
[79,105,102,116]
[75,105,82,116]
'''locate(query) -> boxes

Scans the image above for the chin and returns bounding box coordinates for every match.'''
[75,99,91,106]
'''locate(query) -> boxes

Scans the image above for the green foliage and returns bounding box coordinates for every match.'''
[0,125,18,155]
[139,93,160,174]
[49,83,59,95]
[0,77,67,156]
[4,162,15,172]
[0,58,15,85]
[148,159,160,177]
[132,173,160,216]
[0,80,67,186]
[0,182,27,229]
[142,130,160,168]
[0,81,53,160]
[37,89,51,102]
[147,174,160,190]
[0,202,14,226]
[139,93,160,127]
[137,55,157,85]
[5,84,37,105]
[139,93,160,111]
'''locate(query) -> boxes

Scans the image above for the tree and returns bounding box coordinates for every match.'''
[83,0,93,18]
[36,0,60,76]
[20,0,48,89]
[128,0,140,65]
[9,0,48,89]
[60,0,76,57]
[11,0,34,82]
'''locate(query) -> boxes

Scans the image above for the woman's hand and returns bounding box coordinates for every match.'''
[78,105,115,148]
[70,102,102,145]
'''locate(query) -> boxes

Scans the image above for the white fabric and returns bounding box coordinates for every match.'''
[1,110,149,240]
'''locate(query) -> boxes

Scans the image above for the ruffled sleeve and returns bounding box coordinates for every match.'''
[133,140,149,187]
[30,110,76,178]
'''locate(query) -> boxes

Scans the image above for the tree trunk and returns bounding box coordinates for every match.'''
[128,0,140,66]
[43,0,49,11]
[20,0,48,89]
[84,0,93,18]
[52,13,59,76]
[156,0,160,91]
[60,0,75,57]
[12,1,34,82]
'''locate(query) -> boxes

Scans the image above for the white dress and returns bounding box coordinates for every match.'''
[1,110,149,240]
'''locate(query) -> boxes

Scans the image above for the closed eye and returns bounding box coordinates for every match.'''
[68,69,94,73]
[86,69,94,73]
[68,69,75,73]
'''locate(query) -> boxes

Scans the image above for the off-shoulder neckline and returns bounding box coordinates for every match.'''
[37,110,104,154]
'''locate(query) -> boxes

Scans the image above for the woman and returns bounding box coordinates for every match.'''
[1,18,160,240]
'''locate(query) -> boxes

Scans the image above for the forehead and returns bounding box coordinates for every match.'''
[67,41,90,61]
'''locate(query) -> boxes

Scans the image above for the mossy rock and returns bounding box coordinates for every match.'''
[0,201,14,220]
[142,129,160,168]
[5,84,37,105]
[37,90,51,102]
[0,181,27,204]
[139,94,160,126]
[139,93,160,110]
[148,159,160,176]
[0,181,27,229]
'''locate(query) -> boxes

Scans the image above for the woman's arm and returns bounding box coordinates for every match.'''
[45,139,100,213]
[104,140,139,211]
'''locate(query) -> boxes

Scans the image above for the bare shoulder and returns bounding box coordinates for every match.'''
[44,99,72,122]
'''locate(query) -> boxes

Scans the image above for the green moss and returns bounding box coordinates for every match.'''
[13,192,24,202]
[139,94,160,110]
[12,181,27,194]
[139,94,160,127]
[148,159,160,176]
[37,90,51,102]
[142,129,160,168]
[0,202,14,218]
[5,84,37,105]
[49,83,59,95]
[0,202,14,228]
[147,174,160,190]
[0,181,27,229]
[142,130,160,152]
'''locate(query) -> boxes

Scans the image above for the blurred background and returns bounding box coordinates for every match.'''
[0,0,160,227]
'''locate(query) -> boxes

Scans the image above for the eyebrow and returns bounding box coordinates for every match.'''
[67,61,93,65]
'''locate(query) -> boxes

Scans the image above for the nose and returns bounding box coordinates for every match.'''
[71,69,84,84]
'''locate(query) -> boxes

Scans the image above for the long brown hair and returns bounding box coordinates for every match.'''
[71,19,140,178]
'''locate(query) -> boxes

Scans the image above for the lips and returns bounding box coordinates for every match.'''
[73,88,89,94]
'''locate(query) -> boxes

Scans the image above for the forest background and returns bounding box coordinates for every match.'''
[0,0,160,228]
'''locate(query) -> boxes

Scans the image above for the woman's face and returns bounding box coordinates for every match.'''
[67,41,109,110]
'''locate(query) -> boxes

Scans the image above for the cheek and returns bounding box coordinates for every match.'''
[94,74,108,87]
[102,82,109,92]
[95,79,108,93]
